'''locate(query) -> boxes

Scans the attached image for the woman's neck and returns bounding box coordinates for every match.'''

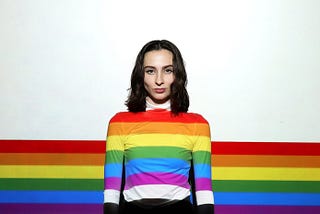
[146,98,171,111]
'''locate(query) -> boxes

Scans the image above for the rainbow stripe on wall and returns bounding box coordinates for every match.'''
[212,141,320,214]
[1,140,320,213]
[0,140,105,214]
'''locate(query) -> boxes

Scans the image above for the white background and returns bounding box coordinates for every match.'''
[1,0,319,141]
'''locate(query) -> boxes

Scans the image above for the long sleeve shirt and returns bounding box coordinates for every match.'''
[104,109,214,208]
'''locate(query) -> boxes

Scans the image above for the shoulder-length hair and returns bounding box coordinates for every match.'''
[125,39,189,115]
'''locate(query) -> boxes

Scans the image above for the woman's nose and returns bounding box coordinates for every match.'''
[155,73,164,85]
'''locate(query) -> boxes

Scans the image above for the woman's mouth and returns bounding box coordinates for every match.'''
[154,88,165,93]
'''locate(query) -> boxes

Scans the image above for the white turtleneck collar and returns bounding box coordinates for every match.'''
[146,98,171,111]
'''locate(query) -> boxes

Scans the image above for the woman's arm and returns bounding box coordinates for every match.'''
[104,116,125,214]
[192,116,214,214]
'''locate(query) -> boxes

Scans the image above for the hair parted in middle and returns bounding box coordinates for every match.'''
[125,39,189,115]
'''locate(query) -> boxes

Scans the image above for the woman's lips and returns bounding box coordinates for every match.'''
[154,88,165,93]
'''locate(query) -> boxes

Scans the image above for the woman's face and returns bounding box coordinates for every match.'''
[143,49,175,105]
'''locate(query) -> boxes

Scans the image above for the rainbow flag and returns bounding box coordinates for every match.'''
[1,140,320,213]
[0,140,105,214]
[212,141,320,214]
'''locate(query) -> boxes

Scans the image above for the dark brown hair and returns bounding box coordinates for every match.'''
[125,39,189,115]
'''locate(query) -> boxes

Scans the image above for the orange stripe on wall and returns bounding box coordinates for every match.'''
[0,153,105,165]
[212,155,320,167]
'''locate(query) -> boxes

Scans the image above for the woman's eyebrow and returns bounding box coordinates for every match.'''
[163,65,173,69]
[143,65,173,69]
[143,65,155,69]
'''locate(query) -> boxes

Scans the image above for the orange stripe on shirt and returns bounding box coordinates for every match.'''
[107,122,210,136]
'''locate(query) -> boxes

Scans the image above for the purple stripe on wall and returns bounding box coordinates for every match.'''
[215,205,320,214]
[0,203,103,214]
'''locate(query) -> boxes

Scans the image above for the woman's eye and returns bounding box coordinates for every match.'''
[164,69,173,73]
[145,69,154,74]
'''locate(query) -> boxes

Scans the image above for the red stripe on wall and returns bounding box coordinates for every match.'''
[0,140,105,153]
[212,141,320,155]
[2,140,320,155]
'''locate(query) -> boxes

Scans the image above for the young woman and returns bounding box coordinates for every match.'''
[104,40,214,214]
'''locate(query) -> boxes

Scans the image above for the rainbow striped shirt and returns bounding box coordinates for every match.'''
[104,109,214,206]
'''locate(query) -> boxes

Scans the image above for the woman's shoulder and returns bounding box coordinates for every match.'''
[112,111,132,117]
[108,111,147,123]
[109,111,132,122]
[108,110,209,124]
[180,111,209,124]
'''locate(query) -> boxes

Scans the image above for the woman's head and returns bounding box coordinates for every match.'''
[125,39,189,114]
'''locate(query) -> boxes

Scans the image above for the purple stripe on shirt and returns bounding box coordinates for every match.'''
[195,178,213,191]
[104,177,122,190]
[124,172,189,189]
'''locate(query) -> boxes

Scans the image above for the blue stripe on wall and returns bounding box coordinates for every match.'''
[0,191,103,204]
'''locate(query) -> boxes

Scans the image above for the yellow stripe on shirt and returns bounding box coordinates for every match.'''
[107,134,211,152]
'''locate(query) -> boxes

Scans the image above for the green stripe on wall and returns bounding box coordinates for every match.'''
[0,178,103,190]
[213,180,320,193]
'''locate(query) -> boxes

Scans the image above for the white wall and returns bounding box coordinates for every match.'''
[1,0,319,141]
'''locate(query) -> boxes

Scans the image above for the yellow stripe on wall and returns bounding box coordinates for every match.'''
[212,167,320,181]
[0,165,103,179]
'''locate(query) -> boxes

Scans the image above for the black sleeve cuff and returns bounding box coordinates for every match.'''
[195,204,214,214]
[104,203,119,214]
